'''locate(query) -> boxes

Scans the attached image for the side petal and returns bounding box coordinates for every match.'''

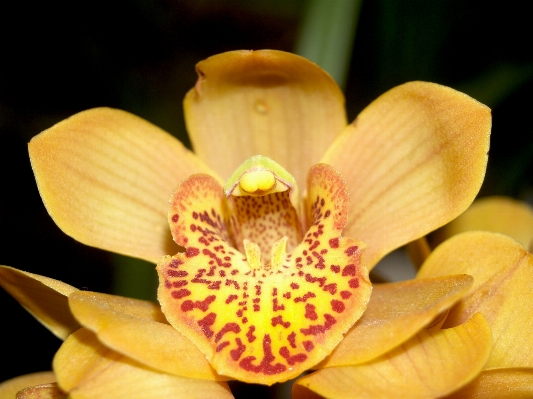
[53,329,233,399]
[418,231,533,368]
[321,82,491,269]
[0,372,57,399]
[319,274,473,367]
[294,313,492,399]
[444,368,533,399]
[0,266,80,339]
[432,196,533,250]
[29,108,217,263]
[184,50,347,188]
[67,291,223,380]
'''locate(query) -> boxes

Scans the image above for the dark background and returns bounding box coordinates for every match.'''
[1,1,532,397]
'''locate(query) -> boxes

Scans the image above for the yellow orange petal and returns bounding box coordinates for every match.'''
[67,291,222,380]
[157,165,371,385]
[294,313,492,399]
[322,82,491,269]
[433,196,533,250]
[29,108,217,263]
[0,266,80,339]
[444,368,533,399]
[418,231,533,368]
[53,329,233,399]
[320,274,473,367]
[184,50,347,189]
[0,372,57,399]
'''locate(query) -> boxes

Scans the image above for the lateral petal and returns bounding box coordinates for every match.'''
[67,291,222,380]
[320,274,473,367]
[29,108,217,263]
[321,82,491,268]
[184,50,347,188]
[0,266,80,339]
[418,231,533,368]
[294,313,492,399]
[53,329,233,399]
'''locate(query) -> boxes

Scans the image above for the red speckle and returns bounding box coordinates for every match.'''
[169,259,184,268]
[330,265,340,273]
[279,346,308,366]
[331,299,345,313]
[283,292,291,299]
[342,264,356,276]
[246,326,257,343]
[216,341,230,352]
[171,214,179,223]
[198,312,216,338]
[215,322,241,343]
[273,298,285,311]
[300,314,337,336]
[303,340,314,352]
[294,291,316,303]
[324,210,331,218]
[290,282,300,290]
[349,278,360,289]
[323,283,337,295]
[305,273,326,287]
[239,335,286,375]
[172,280,188,288]
[192,211,199,219]
[340,290,352,299]
[167,270,188,278]
[329,238,339,248]
[172,289,191,299]
[345,245,359,256]
[231,338,246,361]
[225,294,238,304]
[181,295,216,312]
[186,247,200,258]
[271,315,291,328]
[304,303,318,320]
[288,332,297,348]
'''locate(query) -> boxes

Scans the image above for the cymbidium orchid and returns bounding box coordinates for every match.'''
[0,50,493,398]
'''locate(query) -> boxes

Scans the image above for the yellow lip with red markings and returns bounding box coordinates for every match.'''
[157,156,371,385]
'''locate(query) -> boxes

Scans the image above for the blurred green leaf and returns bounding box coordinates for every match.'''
[294,0,362,89]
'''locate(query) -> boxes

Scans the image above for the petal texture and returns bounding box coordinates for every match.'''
[418,231,533,368]
[294,313,492,399]
[322,81,491,268]
[67,291,222,380]
[320,274,473,367]
[29,108,216,263]
[184,50,347,189]
[0,266,80,339]
[444,368,533,399]
[53,328,234,399]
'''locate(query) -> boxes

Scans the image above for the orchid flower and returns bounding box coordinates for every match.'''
[0,50,491,398]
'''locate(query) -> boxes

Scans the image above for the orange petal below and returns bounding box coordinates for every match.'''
[294,313,492,399]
